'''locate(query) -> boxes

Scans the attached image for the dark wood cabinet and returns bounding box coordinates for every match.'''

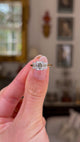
[43,104,80,119]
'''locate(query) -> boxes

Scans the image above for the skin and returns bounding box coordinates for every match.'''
[0,55,49,142]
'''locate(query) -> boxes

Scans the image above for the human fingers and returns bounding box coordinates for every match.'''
[0,59,35,117]
[16,56,49,130]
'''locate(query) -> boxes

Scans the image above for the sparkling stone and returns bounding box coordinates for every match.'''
[32,61,48,70]
[38,63,42,68]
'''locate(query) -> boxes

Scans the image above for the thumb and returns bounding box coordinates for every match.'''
[16,56,49,122]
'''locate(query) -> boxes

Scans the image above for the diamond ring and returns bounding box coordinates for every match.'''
[31,61,52,70]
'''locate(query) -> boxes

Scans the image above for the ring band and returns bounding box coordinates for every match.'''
[30,61,53,70]
[31,64,52,67]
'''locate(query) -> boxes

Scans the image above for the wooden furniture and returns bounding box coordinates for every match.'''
[43,104,80,119]
[0,0,29,62]
[44,92,80,119]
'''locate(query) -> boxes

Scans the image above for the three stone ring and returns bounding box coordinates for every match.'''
[31,61,53,70]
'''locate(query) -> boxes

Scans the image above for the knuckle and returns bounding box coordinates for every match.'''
[27,84,43,98]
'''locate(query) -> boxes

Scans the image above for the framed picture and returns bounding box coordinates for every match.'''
[58,0,73,13]
[58,18,73,40]
[57,44,73,67]
[0,0,28,62]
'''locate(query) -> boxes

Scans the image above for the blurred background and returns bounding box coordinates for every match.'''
[0,0,80,142]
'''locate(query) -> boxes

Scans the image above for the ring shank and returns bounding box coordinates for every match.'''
[31,64,52,67]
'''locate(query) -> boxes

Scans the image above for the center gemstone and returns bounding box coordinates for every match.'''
[38,63,43,69]
[32,61,47,70]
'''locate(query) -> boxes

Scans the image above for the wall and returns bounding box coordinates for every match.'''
[28,0,80,94]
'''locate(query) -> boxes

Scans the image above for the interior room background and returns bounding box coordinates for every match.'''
[0,0,80,101]
[1,1,80,142]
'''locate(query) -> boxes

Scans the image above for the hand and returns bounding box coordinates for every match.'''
[0,55,49,142]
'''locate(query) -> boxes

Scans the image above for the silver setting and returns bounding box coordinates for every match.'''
[32,61,48,70]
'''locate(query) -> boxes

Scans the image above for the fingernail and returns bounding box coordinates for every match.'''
[34,55,42,59]
[33,56,48,80]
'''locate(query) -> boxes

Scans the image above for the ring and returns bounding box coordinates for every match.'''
[31,61,53,70]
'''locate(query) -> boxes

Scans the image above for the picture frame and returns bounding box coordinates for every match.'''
[57,18,73,40]
[0,2,22,56]
[0,0,29,62]
[58,0,73,13]
[57,44,73,67]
